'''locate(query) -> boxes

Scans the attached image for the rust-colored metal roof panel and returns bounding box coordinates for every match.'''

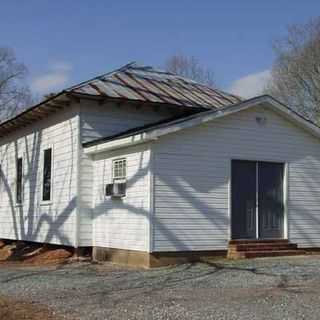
[68,62,242,109]
[0,62,243,137]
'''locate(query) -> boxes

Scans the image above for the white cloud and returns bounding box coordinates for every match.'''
[228,70,271,99]
[31,73,68,94]
[50,61,72,72]
[31,61,72,95]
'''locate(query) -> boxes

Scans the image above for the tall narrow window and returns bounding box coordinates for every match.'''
[42,148,52,201]
[16,157,23,204]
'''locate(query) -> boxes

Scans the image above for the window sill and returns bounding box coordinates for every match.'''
[111,196,126,200]
[40,201,53,206]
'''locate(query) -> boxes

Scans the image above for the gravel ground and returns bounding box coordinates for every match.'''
[1,255,320,319]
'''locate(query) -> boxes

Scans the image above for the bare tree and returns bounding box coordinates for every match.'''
[0,47,32,121]
[165,54,215,87]
[266,18,320,122]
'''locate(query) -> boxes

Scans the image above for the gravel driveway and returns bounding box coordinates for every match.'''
[1,255,320,319]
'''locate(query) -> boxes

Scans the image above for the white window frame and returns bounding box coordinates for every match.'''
[15,156,23,206]
[112,158,127,183]
[41,145,54,205]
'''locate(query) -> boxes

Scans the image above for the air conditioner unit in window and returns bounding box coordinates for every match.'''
[105,183,126,198]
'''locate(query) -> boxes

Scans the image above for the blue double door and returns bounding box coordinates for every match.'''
[231,160,284,240]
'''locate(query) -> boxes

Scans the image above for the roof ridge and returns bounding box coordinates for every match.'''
[65,61,235,98]
[125,63,206,85]
[65,61,138,91]
[67,61,242,110]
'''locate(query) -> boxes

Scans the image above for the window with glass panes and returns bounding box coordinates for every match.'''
[112,158,126,182]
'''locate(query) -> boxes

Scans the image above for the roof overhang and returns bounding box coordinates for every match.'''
[0,89,203,138]
[0,62,244,137]
[84,95,320,155]
[0,91,71,137]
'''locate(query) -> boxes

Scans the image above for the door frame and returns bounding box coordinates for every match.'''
[228,158,288,240]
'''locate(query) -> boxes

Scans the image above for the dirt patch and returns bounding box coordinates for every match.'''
[26,248,73,265]
[0,244,12,260]
[0,241,74,266]
[0,296,64,320]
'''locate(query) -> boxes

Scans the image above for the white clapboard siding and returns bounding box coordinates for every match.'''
[152,106,320,251]
[78,151,94,246]
[80,100,179,143]
[78,100,180,246]
[0,105,80,246]
[92,144,151,251]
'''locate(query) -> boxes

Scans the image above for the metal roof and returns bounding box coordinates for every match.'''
[67,62,242,109]
[0,62,242,137]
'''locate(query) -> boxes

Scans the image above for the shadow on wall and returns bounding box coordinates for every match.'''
[154,152,320,250]
[93,134,320,252]
[0,118,77,246]
[92,149,230,252]
[288,173,320,247]
[0,124,189,250]
[1,113,319,251]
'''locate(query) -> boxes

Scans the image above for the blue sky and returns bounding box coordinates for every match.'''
[1,1,320,98]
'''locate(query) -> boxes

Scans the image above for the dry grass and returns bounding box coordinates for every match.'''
[0,296,63,320]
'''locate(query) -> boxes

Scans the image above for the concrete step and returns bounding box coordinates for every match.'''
[229,239,289,245]
[228,243,297,252]
[228,249,305,259]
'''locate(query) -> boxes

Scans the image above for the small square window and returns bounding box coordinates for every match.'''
[112,158,126,181]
